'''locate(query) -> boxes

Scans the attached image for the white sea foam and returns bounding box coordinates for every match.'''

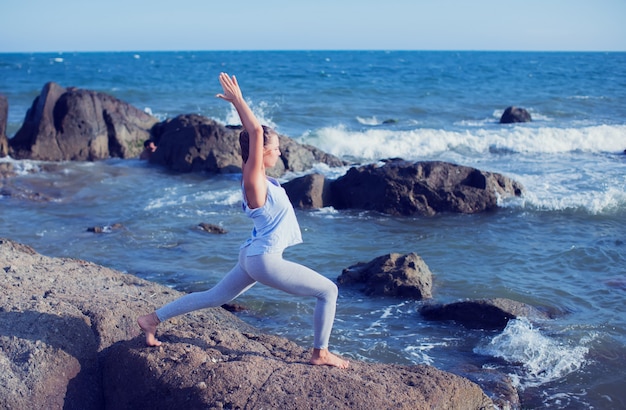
[145,187,241,211]
[404,341,448,366]
[223,99,276,130]
[356,116,382,126]
[474,318,589,390]
[300,123,626,214]
[516,182,626,214]
[306,124,626,160]
[0,157,41,175]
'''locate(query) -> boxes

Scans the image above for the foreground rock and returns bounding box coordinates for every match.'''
[338,253,433,299]
[284,159,524,216]
[420,298,551,330]
[9,82,158,161]
[150,115,346,176]
[0,238,494,409]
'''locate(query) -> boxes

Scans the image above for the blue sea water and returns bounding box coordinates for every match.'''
[1,51,626,409]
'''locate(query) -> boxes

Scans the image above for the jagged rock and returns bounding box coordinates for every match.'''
[499,106,531,124]
[0,238,494,409]
[420,298,551,330]
[149,116,346,176]
[0,94,8,157]
[9,82,158,161]
[338,253,433,299]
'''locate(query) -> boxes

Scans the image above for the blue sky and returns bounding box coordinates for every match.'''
[1,0,625,52]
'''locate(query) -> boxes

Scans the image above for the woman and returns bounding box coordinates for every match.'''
[138,73,349,369]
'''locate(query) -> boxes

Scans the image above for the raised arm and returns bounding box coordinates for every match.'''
[216,73,267,209]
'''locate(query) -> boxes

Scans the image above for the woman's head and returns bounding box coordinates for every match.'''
[239,125,279,163]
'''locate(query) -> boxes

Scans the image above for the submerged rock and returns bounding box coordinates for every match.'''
[420,298,551,330]
[86,223,124,234]
[197,222,228,234]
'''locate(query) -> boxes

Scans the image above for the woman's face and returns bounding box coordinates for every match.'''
[263,134,281,168]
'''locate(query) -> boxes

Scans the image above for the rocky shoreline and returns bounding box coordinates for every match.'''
[1,83,524,216]
[0,84,536,408]
[0,238,496,409]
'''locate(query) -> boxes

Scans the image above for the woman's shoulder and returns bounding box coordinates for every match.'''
[266,176,280,187]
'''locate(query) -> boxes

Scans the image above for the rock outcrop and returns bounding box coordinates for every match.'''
[149,115,346,176]
[283,159,524,216]
[338,253,433,299]
[0,94,8,157]
[420,298,551,330]
[499,106,531,124]
[9,82,158,161]
[0,238,494,409]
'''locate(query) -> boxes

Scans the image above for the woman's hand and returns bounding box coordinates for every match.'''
[216,72,243,103]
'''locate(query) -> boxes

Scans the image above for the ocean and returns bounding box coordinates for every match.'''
[1,50,625,409]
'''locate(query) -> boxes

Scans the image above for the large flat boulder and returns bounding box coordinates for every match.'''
[284,159,524,216]
[0,238,494,409]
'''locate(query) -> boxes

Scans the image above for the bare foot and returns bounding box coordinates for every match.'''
[137,312,162,347]
[310,348,349,369]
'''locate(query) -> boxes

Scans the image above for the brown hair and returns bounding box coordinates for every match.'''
[239,125,277,163]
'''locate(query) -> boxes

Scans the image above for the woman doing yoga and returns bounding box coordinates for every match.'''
[138,72,349,369]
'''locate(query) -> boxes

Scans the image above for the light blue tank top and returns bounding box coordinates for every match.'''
[241,177,303,255]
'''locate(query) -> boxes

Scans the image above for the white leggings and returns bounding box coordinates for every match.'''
[155,246,339,349]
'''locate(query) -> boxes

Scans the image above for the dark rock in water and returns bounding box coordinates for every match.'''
[420,298,551,330]
[149,114,243,174]
[87,223,123,233]
[329,159,524,216]
[499,106,531,124]
[283,160,525,216]
[198,222,227,234]
[0,93,8,157]
[283,173,331,209]
[338,253,433,299]
[9,82,158,161]
[149,115,346,176]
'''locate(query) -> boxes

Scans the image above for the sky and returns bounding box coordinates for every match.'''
[1,0,625,52]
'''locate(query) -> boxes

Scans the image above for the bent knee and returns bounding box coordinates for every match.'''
[322,281,339,301]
